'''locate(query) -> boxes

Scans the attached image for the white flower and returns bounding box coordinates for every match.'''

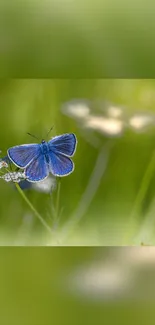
[0,171,25,183]
[0,160,8,169]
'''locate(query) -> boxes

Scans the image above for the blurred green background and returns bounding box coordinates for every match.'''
[0,79,155,245]
[1,247,155,325]
[0,0,155,77]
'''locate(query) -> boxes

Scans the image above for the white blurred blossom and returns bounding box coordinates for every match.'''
[62,99,155,136]
[85,116,125,136]
[107,105,124,119]
[129,114,155,132]
[61,99,90,120]
[118,247,155,267]
[32,176,56,193]
[67,260,133,301]
[64,247,155,302]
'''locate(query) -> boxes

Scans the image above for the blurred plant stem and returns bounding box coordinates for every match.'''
[123,150,155,244]
[51,179,61,229]
[60,140,114,243]
[15,183,53,235]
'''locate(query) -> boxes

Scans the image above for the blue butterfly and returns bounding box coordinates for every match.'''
[7,133,77,182]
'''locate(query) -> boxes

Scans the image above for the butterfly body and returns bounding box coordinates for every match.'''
[40,140,50,164]
[7,133,77,183]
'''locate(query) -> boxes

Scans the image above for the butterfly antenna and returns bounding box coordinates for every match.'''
[27,132,39,141]
[46,126,54,139]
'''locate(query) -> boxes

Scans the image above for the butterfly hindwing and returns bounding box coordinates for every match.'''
[48,133,77,157]
[48,151,74,176]
[7,144,41,168]
[25,153,49,182]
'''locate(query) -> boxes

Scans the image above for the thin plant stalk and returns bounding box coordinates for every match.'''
[15,182,53,235]
[51,179,61,230]
[123,150,155,244]
[60,140,114,243]
[55,179,61,221]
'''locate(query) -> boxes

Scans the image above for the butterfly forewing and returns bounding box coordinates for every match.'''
[48,151,74,176]
[7,144,41,168]
[25,154,49,182]
[48,133,77,157]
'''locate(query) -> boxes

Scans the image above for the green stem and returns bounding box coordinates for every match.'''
[123,150,155,244]
[55,180,61,221]
[15,182,53,235]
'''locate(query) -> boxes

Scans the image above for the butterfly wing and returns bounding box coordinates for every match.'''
[48,133,77,157]
[7,144,41,168]
[48,151,74,176]
[25,154,49,182]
